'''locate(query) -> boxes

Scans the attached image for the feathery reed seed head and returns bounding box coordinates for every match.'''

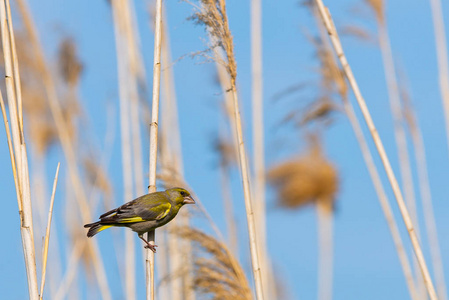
[268,140,338,210]
[189,0,237,83]
[175,227,252,300]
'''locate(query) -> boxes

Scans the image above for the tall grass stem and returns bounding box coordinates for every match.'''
[314,1,438,299]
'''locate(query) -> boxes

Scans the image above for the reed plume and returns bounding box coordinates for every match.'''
[189,1,265,297]
[268,138,338,211]
[176,227,252,300]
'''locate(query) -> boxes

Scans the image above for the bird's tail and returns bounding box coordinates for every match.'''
[84,221,112,237]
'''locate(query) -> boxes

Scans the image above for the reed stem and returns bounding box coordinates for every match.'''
[39,163,60,300]
[314,1,438,299]
[147,0,163,298]
[250,0,269,297]
[0,1,38,298]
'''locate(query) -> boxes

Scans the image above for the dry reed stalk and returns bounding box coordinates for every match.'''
[159,9,194,298]
[190,1,264,298]
[331,64,418,297]
[342,93,418,299]
[0,1,38,299]
[314,1,438,299]
[147,0,163,298]
[403,90,448,300]
[39,162,60,300]
[16,1,112,299]
[368,3,425,296]
[0,83,20,217]
[373,0,420,239]
[230,48,264,300]
[429,0,449,176]
[370,0,421,227]
[113,0,146,199]
[160,53,183,300]
[5,0,23,128]
[317,29,418,294]
[213,50,240,256]
[428,3,449,299]
[317,200,333,300]
[176,227,252,300]
[250,0,270,297]
[111,1,137,298]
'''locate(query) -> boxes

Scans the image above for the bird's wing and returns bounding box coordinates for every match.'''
[119,202,172,222]
[100,195,172,224]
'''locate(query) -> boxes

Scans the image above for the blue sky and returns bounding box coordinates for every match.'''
[1,0,449,299]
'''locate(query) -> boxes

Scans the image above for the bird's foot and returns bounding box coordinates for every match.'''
[144,243,158,253]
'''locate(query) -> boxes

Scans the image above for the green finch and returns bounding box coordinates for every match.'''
[84,187,195,252]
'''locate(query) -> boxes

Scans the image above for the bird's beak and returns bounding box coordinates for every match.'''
[183,195,195,204]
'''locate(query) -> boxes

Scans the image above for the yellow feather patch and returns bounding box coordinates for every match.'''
[156,203,171,220]
[119,216,145,223]
[97,225,112,233]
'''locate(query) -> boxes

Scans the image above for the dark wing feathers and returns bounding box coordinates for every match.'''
[98,192,172,224]
[99,207,119,219]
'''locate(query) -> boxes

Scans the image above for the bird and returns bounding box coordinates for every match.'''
[84,187,195,252]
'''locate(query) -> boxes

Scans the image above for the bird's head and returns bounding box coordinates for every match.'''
[166,187,196,206]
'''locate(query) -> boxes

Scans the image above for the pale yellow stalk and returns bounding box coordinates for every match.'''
[213,40,239,257]
[377,18,420,237]
[201,1,264,296]
[428,2,449,298]
[406,100,447,300]
[376,14,425,299]
[111,1,137,298]
[314,1,438,299]
[250,0,269,297]
[159,10,189,299]
[16,1,112,298]
[230,82,264,300]
[0,0,22,192]
[0,1,38,298]
[39,163,60,300]
[147,0,163,299]
[119,0,145,200]
[429,0,449,173]
[0,90,20,213]
[340,93,418,299]
[5,0,23,129]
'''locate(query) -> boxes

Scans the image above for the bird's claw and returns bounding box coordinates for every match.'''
[144,244,158,253]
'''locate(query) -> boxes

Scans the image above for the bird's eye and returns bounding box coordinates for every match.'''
[180,191,186,196]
